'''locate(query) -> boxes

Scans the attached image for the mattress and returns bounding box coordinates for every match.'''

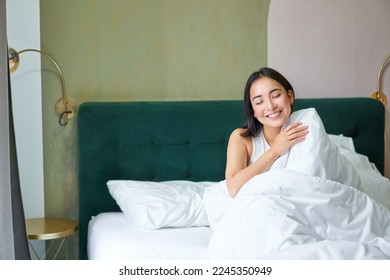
[87,212,211,260]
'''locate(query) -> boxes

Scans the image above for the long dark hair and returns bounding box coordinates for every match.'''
[241,67,295,137]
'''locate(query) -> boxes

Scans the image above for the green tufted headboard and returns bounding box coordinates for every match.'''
[78,98,384,259]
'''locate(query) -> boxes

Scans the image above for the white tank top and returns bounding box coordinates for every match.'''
[248,131,289,169]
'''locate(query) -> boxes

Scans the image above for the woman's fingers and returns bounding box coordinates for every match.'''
[285,122,309,140]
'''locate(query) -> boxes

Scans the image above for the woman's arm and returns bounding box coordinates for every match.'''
[225,123,308,197]
[225,129,279,197]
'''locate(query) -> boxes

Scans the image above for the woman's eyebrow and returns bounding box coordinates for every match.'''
[252,88,281,101]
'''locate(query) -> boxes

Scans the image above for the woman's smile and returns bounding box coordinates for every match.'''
[266,110,282,119]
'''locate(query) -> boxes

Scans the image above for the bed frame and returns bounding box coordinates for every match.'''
[77,98,385,259]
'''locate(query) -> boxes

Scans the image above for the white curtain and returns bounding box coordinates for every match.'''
[0,0,30,260]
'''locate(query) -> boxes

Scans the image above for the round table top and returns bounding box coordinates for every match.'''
[26,217,78,240]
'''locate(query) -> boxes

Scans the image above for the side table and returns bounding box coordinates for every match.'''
[26,217,78,260]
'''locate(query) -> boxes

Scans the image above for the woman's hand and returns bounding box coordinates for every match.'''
[271,122,309,156]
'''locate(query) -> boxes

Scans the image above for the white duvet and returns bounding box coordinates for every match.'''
[206,170,390,259]
[204,108,390,259]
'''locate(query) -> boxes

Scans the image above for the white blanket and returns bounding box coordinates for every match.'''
[206,170,390,259]
[205,108,390,259]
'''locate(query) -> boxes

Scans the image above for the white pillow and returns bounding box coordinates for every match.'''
[338,149,390,210]
[328,134,356,152]
[107,180,215,229]
[327,133,390,210]
[285,108,361,188]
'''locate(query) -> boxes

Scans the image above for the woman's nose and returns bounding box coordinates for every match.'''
[265,98,276,110]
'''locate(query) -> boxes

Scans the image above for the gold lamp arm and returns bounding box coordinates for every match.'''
[8,47,76,126]
[377,54,390,98]
[370,54,389,106]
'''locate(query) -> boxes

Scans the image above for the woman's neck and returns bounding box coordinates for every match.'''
[263,126,282,146]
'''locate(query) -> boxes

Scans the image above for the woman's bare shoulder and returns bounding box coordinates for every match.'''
[229,128,251,142]
[227,128,253,165]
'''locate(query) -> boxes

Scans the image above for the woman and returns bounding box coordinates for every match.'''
[225,67,309,197]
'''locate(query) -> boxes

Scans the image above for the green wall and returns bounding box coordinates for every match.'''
[40,0,270,259]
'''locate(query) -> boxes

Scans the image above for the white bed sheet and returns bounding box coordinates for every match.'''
[87,212,211,260]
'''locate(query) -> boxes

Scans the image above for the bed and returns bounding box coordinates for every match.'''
[78,98,390,260]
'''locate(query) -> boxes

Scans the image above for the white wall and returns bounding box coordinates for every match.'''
[6,0,44,219]
[268,0,390,178]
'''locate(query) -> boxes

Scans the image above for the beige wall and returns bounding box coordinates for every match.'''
[40,0,270,258]
[268,0,390,178]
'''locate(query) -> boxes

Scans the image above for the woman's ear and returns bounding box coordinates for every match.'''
[287,90,295,104]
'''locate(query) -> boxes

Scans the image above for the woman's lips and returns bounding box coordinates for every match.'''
[266,110,282,119]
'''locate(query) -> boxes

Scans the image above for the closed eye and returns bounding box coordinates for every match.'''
[255,100,263,105]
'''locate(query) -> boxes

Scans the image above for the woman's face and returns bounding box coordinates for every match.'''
[250,76,294,130]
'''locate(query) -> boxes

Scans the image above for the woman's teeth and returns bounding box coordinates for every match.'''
[267,111,280,119]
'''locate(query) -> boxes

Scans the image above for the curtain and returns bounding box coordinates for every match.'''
[0,0,31,260]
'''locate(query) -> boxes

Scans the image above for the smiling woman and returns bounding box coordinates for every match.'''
[225,67,308,197]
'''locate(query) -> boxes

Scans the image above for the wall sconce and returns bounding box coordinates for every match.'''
[8,47,77,126]
[370,54,390,107]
